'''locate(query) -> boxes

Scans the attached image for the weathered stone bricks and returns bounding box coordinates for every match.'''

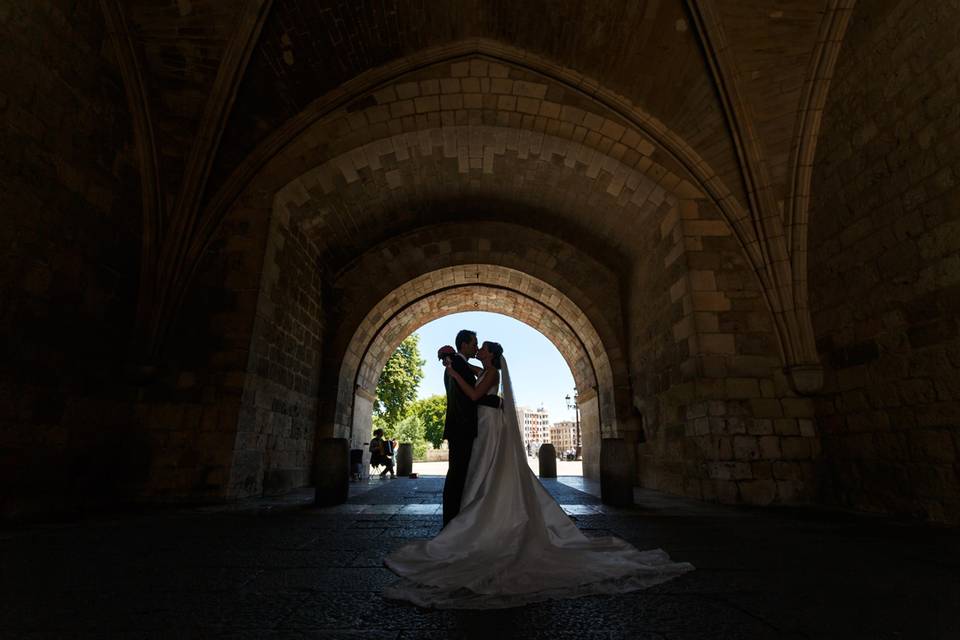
[781,437,812,460]
[740,479,777,505]
[774,419,800,436]
[0,0,143,518]
[748,418,774,435]
[810,0,960,523]
[724,378,759,399]
[9,0,955,525]
[698,334,737,354]
[733,435,760,460]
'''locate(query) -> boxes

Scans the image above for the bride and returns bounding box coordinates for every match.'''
[383,341,694,609]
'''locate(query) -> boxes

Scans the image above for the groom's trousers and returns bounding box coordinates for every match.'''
[443,436,474,527]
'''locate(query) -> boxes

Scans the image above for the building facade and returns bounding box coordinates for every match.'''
[516,406,550,455]
[550,421,578,457]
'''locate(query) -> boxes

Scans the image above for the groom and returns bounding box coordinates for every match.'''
[442,329,502,527]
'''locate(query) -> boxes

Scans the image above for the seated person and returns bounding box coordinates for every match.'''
[370,428,395,478]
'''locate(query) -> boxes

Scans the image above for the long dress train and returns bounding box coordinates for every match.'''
[383,358,693,609]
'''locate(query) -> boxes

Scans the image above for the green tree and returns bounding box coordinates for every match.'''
[411,394,447,449]
[393,414,428,459]
[372,413,387,434]
[374,334,426,429]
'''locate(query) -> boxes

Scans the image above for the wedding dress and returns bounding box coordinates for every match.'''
[383,358,693,609]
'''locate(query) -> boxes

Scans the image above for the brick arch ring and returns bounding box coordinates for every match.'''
[335,266,618,463]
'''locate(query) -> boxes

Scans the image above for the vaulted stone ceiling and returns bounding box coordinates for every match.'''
[120,0,837,220]
[212,0,737,201]
[109,0,852,368]
[125,0,240,200]
[714,0,832,206]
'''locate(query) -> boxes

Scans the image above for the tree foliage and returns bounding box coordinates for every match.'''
[374,334,425,429]
[394,414,428,459]
[410,394,447,449]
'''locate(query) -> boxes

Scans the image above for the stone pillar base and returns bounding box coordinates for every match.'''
[397,443,413,476]
[538,443,557,477]
[600,437,633,506]
[315,437,349,506]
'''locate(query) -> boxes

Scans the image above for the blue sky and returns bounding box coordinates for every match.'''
[413,312,577,424]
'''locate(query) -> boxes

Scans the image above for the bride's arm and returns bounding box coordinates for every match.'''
[467,363,483,376]
[445,363,499,401]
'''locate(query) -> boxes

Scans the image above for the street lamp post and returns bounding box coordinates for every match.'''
[565,390,581,461]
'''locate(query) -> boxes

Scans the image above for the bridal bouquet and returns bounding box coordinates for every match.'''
[437,345,456,366]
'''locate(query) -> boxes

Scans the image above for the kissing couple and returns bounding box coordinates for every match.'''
[383,329,694,609]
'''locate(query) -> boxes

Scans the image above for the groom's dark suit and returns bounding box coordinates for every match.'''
[442,354,501,526]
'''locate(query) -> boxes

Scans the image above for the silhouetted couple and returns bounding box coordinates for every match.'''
[439,330,503,526]
[383,329,694,609]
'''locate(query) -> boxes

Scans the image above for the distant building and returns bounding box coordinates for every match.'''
[550,420,578,456]
[516,405,550,455]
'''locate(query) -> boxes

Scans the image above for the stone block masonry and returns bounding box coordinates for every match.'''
[232,202,323,498]
[809,0,960,524]
[0,0,142,519]
[5,3,956,527]
[632,199,818,506]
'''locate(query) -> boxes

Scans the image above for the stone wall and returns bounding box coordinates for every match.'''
[134,200,269,502]
[120,188,323,504]
[628,201,693,496]
[809,0,960,524]
[350,392,375,454]
[134,192,323,502]
[0,1,142,518]
[630,200,819,505]
[578,393,602,481]
[230,205,323,498]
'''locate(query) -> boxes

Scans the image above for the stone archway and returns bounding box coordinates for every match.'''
[18,0,930,527]
[336,266,616,479]
[213,51,818,508]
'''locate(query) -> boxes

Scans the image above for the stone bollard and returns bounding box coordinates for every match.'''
[600,437,634,507]
[397,443,413,476]
[538,443,557,477]
[315,437,349,506]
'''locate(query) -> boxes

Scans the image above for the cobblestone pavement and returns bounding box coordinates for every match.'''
[2,477,959,639]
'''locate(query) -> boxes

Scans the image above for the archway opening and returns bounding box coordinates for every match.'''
[332,266,621,481]
[374,311,584,479]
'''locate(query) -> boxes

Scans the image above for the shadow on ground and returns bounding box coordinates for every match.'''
[1,477,958,639]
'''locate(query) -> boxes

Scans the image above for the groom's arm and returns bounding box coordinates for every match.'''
[445,367,464,406]
[444,368,464,436]
[451,357,501,409]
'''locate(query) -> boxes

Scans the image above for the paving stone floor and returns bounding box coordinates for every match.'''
[2,476,959,639]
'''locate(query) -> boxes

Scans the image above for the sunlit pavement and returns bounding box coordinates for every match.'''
[1,477,958,638]
[411,456,582,477]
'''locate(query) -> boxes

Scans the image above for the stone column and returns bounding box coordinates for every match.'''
[538,443,557,477]
[315,437,349,506]
[600,437,633,506]
[397,443,413,476]
[579,393,601,480]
